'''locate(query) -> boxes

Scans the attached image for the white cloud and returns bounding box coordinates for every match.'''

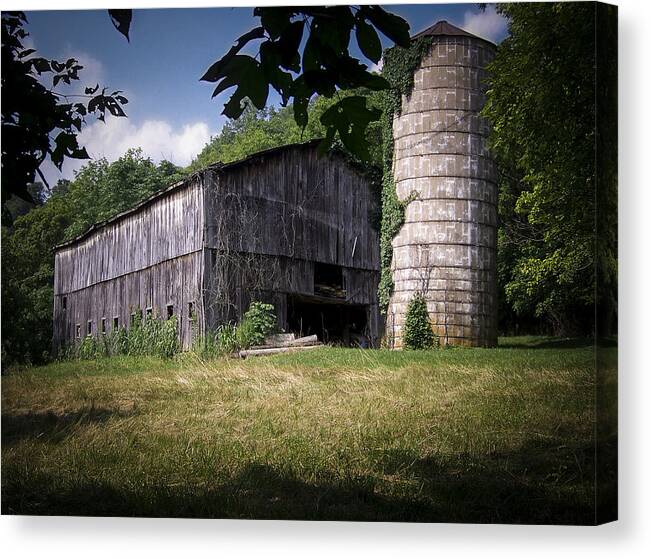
[369,58,384,74]
[460,5,508,43]
[79,118,212,165]
[62,51,106,97]
[42,118,213,185]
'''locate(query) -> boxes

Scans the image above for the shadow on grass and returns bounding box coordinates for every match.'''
[1,406,136,445]
[498,337,600,350]
[1,435,617,524]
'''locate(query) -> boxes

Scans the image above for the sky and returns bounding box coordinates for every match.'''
[21,3,509,186]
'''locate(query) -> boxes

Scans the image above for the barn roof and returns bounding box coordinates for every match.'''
[53,139,354,250]
[411,19,496,47]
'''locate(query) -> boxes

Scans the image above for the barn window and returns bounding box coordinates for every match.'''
[62,296,67,311]
[113,316,119,330]
[167,304,174,319]
[75,324,81,339]
[101,317,107,335]
[130,310,141,326]
[87,321,92,336]
[314,263,345,298]
[188,301,194,320]
[146,307,153,319]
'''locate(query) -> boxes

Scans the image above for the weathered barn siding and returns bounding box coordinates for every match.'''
[202,144,381,342]
[53,252,204,350]
[54,179,204,294]
[53,179,205,351]
[204,145,379,270]
[387,23,498,348]
[53,142,381,350]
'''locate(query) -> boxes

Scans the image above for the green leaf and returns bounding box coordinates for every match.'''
[211,74,239,98]
[200,27,265,82]
[108,9,132,42]
[30,58,50,74]
[318,125,337,155]
[223,90,247,119]
[277,20,304,72]
[319,96,380,161]
[355,19,382,63]
[293,95,309,129]
[255,7,293,40]
[303,69,336,97]
[361,6,410,48]
[216,56,269,117]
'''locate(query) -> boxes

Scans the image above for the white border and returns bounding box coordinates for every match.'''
[2,1,650,557]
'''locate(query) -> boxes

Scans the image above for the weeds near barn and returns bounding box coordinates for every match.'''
[1,337,616,523]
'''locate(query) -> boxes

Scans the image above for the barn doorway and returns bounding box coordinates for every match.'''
[287,294,369,347]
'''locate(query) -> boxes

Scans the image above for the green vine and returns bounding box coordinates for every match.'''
[378,37,434,312]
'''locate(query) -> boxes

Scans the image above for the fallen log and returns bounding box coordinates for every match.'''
[253,334,319,349]
[239,343,323,358]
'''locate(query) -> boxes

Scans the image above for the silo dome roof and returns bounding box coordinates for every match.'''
[412,19,496,47]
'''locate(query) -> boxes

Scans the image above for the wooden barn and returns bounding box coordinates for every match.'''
[52,141,381,351]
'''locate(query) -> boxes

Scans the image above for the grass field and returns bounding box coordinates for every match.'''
[1,337,617,523]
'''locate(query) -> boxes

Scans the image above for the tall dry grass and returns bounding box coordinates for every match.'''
[1,337,616,523]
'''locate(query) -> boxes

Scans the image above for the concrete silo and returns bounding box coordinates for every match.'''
[387,21,498,347]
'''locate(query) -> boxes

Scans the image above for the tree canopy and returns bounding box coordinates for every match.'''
[107,6,409,163]
[1,151,184,365]
[483,2,617,335]
[188,91,383,172]
[1,11,128,213]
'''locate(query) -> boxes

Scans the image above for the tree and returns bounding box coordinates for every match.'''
[188,90,384,171]
[1,152,185,365]
[1,11,128,213]
[62,149,185,239]
[107,6,410,162]
[483,2,617,336]
[2,182,46,225]
[1,195,74,365]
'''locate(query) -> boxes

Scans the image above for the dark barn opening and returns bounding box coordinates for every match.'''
[287,295,369,347]
[314,263,345,299]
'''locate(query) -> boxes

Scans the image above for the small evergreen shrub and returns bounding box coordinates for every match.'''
[403,293,437,350]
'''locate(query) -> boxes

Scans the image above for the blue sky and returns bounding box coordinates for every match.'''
[22,3,508,184]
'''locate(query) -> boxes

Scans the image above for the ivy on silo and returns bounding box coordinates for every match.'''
[378,37,434,312]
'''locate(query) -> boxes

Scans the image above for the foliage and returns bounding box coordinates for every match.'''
[2,339,615,522]
[483,3,617,335]
[197,6,410,162]
[1,153,184,366]
[215,323,239,355]
[1,194,74,366]
[236,301,277,349]
[2,182,46,226]
[193,302,277,358]
[193,322,239,358]
[402,293,437,350]
[1,11,128,209]
[103,6,399,163]
[68,313,179,360]
[188,92,384,171]
[377,37,434,311]
[61,148,185,239]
